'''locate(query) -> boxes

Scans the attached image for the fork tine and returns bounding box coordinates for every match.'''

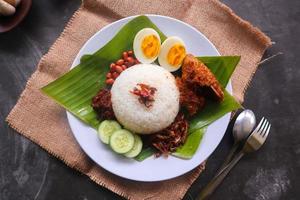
[262,123,271,138]
[258,119,269,136]
[253,117,265,133]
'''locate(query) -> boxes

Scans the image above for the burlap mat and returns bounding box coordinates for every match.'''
[6,0,271,199]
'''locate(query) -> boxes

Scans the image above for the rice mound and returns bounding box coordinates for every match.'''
[111,64,180,134]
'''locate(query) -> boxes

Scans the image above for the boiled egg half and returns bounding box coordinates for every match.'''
[158,36,186,72]
[133,28,161,64]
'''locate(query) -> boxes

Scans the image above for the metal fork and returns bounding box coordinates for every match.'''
[197,117,271,200]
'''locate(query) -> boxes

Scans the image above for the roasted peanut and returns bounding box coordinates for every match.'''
[127,50,133,56]
[116,59,124,65]
[110,63,116,69]
[122,52,128,60]
[112,72,119,79]
[105,78,114,85]
[111,65,117,72]
[106,72,112,79]
[121,65,127,70]
[115,65,123,73]
[105,50,136,85]
[126,56,135,63]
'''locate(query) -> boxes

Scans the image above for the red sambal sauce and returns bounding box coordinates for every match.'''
[91,89,115,120]
[130,83,157,108]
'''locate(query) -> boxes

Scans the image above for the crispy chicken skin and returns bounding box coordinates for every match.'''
[176,77,205,116]
[182,54,224,101]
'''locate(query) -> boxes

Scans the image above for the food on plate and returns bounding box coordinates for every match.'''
[106,50,140,85]
[98,120,121,144]
[93,36,225,158]
[42,16,241,162]
[158,36,186,72]
[111,64,180,134]
[70,26,231,159]
[109,129,135,154]
[151,113,188,156]
[174,54,224,116]
[124,134,143,158]
[98,120,143,157]
[182,54,224,101]
[133,28,161,64]
[91,89,115,120]
[130,83,157,108]
[176,77,206,116]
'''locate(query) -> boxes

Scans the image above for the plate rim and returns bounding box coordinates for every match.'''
[67,14,232,182]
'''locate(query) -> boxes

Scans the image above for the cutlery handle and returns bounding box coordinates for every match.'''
[214,143,239,177]
[197,151,245,200]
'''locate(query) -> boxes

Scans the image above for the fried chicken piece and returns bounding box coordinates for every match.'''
[91,89,115,120]
[176,77,206,116]
[182,54,224,101]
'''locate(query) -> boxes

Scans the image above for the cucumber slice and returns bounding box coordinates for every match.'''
[124,134,143,158]
[110,130,135,154]
[98,120,121,144]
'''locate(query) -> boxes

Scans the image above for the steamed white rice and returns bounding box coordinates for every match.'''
[111,64,179,134]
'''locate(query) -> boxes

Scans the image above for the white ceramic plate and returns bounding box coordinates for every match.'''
[67,15,232,182]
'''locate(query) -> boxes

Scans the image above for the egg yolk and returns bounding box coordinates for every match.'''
[167,44,186,67]
[141,35,160,58]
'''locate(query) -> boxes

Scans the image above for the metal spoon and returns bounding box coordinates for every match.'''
[198,117,271,200]
[216,109,256,175]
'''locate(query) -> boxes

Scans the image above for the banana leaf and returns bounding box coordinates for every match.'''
[41,15,241,161]
[188,91,240,133]
[135,147,157,162]
[172,126,207,159]
[42,16,166,128]
[172,91,240,159]
[199,56,240,87]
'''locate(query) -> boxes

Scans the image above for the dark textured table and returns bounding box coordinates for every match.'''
[0,0,299,199]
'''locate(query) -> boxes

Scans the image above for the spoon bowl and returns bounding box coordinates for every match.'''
[233,109,256,142]
[216,109,256,175]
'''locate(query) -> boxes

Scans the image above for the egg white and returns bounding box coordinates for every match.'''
[158,36,186,72]
[133,28,161,64]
